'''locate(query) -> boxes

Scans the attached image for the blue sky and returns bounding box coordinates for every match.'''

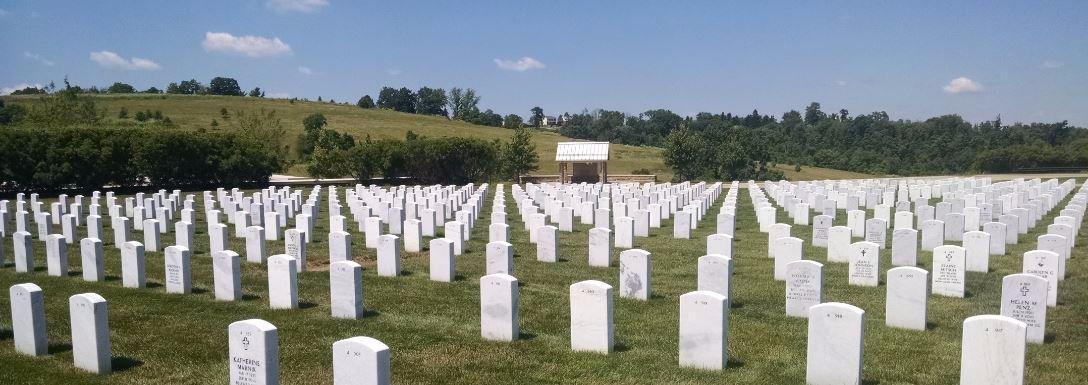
[2,0,1086,125]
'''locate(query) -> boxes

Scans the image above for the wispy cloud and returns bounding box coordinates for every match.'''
[1041,60,1064,69]
[298,66,313,75]
[267,92,291,99]
[942,77,983,94]
[202,32,292,57]
[266,0,329,13]
[1,83,43,95]
[23,52,54,67]
[833,80,847,87]
[386,68,402,76]
[494,57,546,72]
[89,51,161,70]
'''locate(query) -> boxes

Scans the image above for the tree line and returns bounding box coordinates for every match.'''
[298,112,539,184]
[5,76,266,98]
[553,103,1088,178]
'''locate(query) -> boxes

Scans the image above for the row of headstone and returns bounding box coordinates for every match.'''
[229,319,391,385]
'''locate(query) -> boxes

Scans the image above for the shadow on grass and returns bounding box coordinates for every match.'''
[1044,332,1056,343]
[518,331,537,340]
[299,301,318,309]
[104,275,121,282]
[453,274,468,282]
[0,328,12,340]
[730,301,744,309]
[146,281,163,289]
[241,293,262,301]
[862,379,882,385]
[613,341,632,352]
[112,356,144,372]
[726,357,745,369]
[191,287,209,294]
[926,322,939,331]
[399,270,414,276]
[48,342,72,354]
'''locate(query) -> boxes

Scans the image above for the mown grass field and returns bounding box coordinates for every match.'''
[0,180,1085,384]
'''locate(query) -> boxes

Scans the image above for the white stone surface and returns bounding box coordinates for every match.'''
[619,249,651,300]
[330,260,364,319]
[480,273,519,342]
[848,241,880,286]
[615,216,634,247]
[228,319,278,385]
[570,280,613,354]
[285,229,307,271]
[10,283,47,356]
[885,266,928,330]
[785,260,823,318]
[588,227,612,267]
[706,233,732,258]
[245,226,266,264]
[932,245,966,298]
[773,237,804,281]
[806,302,864,385]
[121,241,146,288]
[80,237,104,281]
[333,336,390,385]
[429,238,455,282]
[536,225,559,262]
[1022,250,1059,307]
[69,293,111,374]
[984,221,1007,255]
[1000,273,1047,344]
[963,230,991,273]
[485,241,513,275]
[45,234,68,277]
[827,226,851,263]
[891,228,918,266]
[213,250,242,301]
[673,211,691,239]
[267,254,299,309]
[959,315,1025,385]
[329,231,351,263]
[377,234,401,277]
[678,290,729,370]
[697,254,732,301]
[164,245,192,294]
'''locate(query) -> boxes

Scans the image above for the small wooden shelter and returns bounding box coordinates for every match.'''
[556,142,609,183]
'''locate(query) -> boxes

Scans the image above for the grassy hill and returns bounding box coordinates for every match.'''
[10,94,671,179]
[5,94,891,182]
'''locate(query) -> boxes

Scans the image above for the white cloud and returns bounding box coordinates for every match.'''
[297,66,313,75]
[1041,60,1064,69]
[386,68,402,76]
[493,57,546,72]
[23,52,54,66]
[833,80,847,86]
[202,32,292,58]
[942,77,983,94]
[1,83,43,95]
[267,92,291,99]
[266,0,329,13]
[89,51,161,70]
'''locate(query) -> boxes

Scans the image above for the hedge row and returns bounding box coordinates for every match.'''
[0,127,282,192]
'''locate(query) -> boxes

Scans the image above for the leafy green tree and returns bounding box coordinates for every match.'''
[530,106,544,127]
[106,82,136,94]
[416,87,448,116]
[11,86,47,95]
[503,114,523,128]
[447,88,480,120]
[208,77,244,96]
[468,109,503,127]
[357,95,375,108]
[167,79,204,94]
[376,87,397,109]
[501,127,539,179]
[248,87,264,97]
[804,102,825,125]
[143,87,162,94]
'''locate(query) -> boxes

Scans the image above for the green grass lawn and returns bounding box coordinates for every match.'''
[0,181,1085,384]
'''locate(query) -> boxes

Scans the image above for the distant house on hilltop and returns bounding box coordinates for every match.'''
[542,115,561,128]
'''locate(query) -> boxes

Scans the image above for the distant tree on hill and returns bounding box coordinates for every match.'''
[208,77,244,96]
[416,87,448,116]
[804,102,825,125]
[248,87,264,97]
[357,95,375,108]
[143,87,162,94]
[105,82,136,94]
[501,127,539,179]
[11,86,47,95]
[468,109,503,127]
[167,79,204,94]
[503,114,523,128]
[447,87,480,120]
[530,106,544,127]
